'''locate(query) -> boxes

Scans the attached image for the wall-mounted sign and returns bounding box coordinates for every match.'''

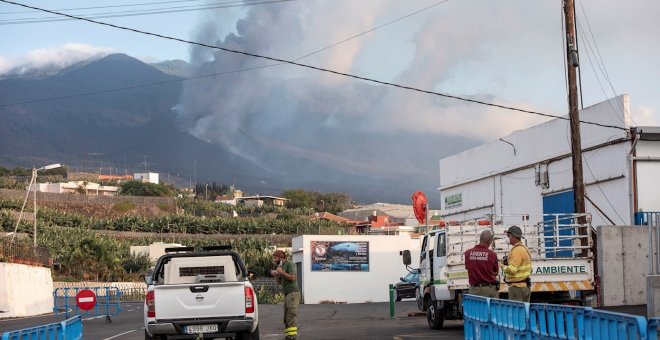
[311,241,369,271]
[444,193,463,209]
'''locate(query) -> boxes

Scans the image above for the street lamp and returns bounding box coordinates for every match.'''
[11,163,62,247]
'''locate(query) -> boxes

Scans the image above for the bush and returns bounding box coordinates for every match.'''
[113,201,136,213]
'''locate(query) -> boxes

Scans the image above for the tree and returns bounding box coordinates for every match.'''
[119,181,175,197]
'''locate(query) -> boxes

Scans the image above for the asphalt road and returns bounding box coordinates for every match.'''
[0,300,464,340]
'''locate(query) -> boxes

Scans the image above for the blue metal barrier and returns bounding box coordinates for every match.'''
[583,309,647,340]
[529,303,590,339]
[647,317,660,339]
[53,286,122,320]
[487,298,530,340]
[635,211,660,226]
[463,294,491,340]
[0,315,82,340]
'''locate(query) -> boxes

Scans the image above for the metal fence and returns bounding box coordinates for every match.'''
[0,239,51,266]
[464,294,650,340]
[0,315,82,340]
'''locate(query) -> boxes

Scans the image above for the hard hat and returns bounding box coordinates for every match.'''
[506,226,523,239]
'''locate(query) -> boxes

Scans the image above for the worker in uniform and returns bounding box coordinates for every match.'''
[500,225,532,302]
[271,249,300,340]
[464,229,499,298]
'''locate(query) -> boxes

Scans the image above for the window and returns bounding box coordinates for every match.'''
[436,233,446,257]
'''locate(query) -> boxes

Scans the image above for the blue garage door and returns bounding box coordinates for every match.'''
[542,191,575,257]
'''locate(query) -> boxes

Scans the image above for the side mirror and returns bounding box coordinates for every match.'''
[402,250,411,266]
[400,277,404,282]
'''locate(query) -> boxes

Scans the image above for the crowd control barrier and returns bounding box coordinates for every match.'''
[464,295,652,339]
[647,317,660,338]
[53,286,122,321]
[0,315,82,340]
[529,303,589,339]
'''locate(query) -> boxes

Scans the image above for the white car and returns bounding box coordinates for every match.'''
[144,245,259,340]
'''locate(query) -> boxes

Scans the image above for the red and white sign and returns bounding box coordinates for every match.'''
[76,289,97,311]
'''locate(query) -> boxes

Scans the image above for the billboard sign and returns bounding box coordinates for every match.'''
[311,241,369,271]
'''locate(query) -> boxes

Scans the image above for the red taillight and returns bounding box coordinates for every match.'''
[245,287,255,313]
[146,291,155,317]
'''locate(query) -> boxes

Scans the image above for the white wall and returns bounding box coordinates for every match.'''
[292,235,420,304]
[439,96,635,225]
[134,172,159,184]
[637,140,660,213]
[0,263,53,317]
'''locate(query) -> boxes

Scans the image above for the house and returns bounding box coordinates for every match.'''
[237,195,288,207]
[339,203,440,226]
[30,181,119,196]
[134,172,159,184]
[214,189,243,205]
[438,95,660,226]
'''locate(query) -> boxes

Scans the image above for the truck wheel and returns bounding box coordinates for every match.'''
[427,300,445,330]
[236,325,260,340]
[144,330,165,340]
[415,288,424,311]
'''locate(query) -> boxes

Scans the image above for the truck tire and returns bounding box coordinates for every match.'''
[236,325,260,340]
[144,330,165,340]
[426,300,444,330]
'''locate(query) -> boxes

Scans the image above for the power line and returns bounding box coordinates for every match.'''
[0,0,628,131]
[0,0,230,15]
[0,0,293,25]
[1,0,449,107]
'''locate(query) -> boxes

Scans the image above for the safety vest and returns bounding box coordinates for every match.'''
[503,242,532,287]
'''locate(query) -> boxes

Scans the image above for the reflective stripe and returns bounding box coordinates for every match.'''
[285,327,298,336]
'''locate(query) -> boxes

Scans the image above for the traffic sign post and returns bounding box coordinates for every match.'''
[76,289,97,311]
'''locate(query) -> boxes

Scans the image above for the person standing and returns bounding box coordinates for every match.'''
[464,229,499,298]
[271,249,300,340]
[500,226,532,302]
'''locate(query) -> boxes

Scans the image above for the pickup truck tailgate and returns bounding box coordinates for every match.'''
[154,282,246,319]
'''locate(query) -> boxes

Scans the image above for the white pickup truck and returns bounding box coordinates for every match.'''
[144,245,259,340]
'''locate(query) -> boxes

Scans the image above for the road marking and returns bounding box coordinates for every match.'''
[82,315,105,321]
[103,329,135,339]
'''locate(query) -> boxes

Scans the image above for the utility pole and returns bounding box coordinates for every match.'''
[143,155,150,170]
[564,0,588,249]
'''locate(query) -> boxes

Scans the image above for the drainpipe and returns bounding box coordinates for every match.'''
[627,127,639,225]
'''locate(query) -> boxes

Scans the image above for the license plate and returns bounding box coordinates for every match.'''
[185,324,218,334]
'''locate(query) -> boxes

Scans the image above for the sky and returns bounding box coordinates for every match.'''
[1,0,658,132]
[1,0,659,192]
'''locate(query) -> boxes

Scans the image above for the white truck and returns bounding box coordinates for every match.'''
[144,245,260,340]
[402,213,596,329]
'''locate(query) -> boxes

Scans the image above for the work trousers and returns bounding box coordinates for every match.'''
[508,285,531,302]
[284,291,301,340]
[469,285,499,298]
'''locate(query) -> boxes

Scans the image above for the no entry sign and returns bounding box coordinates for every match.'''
[76,289,97,311]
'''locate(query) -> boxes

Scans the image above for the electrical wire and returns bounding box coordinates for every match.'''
[576,0,629,122]
[1,0,449,107]
[0,0,628,131]
[0,0,226,15]
[0,0,293,24]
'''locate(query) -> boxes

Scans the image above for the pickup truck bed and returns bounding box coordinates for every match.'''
[144,248,259,340]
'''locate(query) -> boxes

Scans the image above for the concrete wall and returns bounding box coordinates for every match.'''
[292,235,420,304]
[0,263,53,318]
[597,225,655,306]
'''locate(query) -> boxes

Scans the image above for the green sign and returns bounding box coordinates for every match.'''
[444,193,462,208]
[534,265,586,274]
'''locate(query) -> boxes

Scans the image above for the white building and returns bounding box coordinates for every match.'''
[134,172,159,184]
[131,242,186,264]
[438,95,660,227]
[292,234,421,304]
[30,181,119,196]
